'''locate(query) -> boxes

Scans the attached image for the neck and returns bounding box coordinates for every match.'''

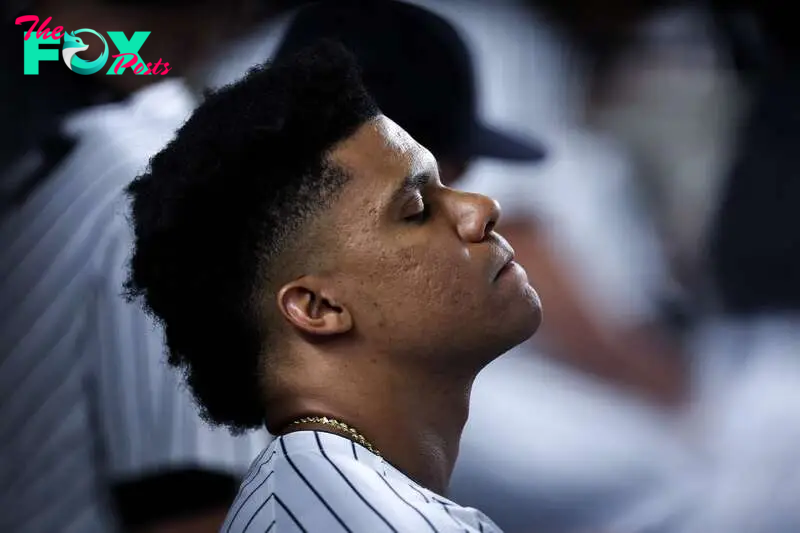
[273,363,475,495]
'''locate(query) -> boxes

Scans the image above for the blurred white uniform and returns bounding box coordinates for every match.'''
[678,316,800,533]
[0,80,270,533]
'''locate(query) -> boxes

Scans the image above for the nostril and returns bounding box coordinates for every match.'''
[484,219,496,235]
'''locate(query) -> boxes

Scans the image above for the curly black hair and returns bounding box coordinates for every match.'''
[124,41,380,432]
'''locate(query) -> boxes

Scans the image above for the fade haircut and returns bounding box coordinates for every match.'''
[125,41,380,432]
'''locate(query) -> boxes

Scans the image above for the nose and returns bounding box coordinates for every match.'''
[445,190,501,242]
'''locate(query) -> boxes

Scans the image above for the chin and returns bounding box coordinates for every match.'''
[501,283,543,347]
[465,291,542,370]
[493,261,542,332]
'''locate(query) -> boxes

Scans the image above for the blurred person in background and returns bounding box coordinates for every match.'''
[0,1,300,532]
[686,4,800,530]
[569,0,800,531]
[685,2,800,531]
[205,0,546,181]
[205,2,699,533]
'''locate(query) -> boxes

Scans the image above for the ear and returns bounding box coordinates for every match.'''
[277,277,353,336]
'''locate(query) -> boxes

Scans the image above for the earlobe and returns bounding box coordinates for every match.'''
[277,279,353,336]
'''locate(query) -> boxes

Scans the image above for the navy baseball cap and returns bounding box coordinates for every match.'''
[272,0,546,162]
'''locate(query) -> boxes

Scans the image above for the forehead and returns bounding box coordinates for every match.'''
[329,116,437,192]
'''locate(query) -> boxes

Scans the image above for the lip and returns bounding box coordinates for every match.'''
[492,249,516,281]
[497,260,515,276]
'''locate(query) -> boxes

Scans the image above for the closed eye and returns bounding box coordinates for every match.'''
[404,202,431,224]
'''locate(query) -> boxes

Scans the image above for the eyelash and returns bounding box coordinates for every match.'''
[404,200,430,223]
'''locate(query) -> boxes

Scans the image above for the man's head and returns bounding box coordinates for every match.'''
[126,42,541,433]
[272,0,545,186]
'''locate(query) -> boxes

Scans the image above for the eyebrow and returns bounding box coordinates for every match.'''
[390,172,431,205]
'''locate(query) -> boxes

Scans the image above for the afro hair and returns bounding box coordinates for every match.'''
[125,40,380,432]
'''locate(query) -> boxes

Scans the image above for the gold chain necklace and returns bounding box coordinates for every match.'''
[288,416,381,457]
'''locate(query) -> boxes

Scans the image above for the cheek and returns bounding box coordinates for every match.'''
[394,248,452,304]
[364,245,481,328]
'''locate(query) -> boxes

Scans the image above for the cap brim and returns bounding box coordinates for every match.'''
[467,121,547,162]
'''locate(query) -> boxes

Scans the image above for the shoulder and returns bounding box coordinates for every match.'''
[62,80,197,182]
[49,82,200,267]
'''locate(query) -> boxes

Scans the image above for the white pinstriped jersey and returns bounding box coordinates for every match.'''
[0,80,271,533]
[223,431,503,533]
